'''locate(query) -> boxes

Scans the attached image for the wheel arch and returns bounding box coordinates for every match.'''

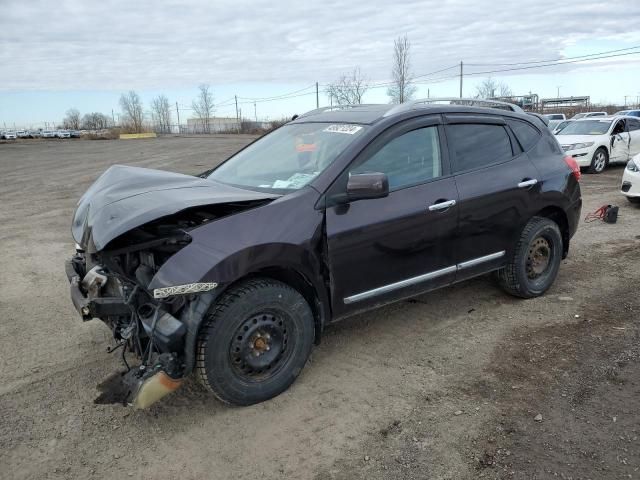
[232,265,329,345]
[534,206,570,258]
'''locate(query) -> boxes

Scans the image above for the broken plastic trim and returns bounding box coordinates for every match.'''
[153,282,218,299]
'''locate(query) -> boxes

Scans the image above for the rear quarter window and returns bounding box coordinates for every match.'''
[507,119,541,151]
[447,123,513,172]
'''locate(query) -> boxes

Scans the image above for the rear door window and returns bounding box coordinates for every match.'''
[507,119,541,151]
[446,124,514,173]
[627,118,640,131]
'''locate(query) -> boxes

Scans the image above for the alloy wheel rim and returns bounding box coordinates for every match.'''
[594,152,606,171]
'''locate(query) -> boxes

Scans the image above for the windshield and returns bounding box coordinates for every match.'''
[208,123,368,191]
[557,120,611,135]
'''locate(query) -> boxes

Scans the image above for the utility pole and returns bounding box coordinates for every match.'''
[427,88,430,99]
[111,109,115,125]
[459,61,463,98]
[316,82,319,108]
[234,95,240,133]
[556,86,561,98]
[175,102,180,133]
[254,102,257,122]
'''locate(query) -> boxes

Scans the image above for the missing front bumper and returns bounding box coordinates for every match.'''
[65,258,130,321]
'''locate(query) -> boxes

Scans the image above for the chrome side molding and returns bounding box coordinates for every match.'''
[457,251,505,270]
[344,251,505,304]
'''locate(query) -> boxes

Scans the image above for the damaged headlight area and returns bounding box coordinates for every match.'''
[65,206,229,408]
[153,282,218,299]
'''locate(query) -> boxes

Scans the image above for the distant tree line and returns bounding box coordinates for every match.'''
[62,108,110,130]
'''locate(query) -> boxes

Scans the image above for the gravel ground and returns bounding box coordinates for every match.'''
[0,137,638,480]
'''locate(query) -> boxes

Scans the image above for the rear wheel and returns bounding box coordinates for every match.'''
[196,278,314,406]
[588,147,608,174]
[498,217,563,298]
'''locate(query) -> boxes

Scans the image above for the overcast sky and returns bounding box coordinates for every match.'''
[1,0,640,127]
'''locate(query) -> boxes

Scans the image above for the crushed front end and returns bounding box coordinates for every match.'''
[66,231,193,408]
[65,165,278,407]
[65,208,225,408]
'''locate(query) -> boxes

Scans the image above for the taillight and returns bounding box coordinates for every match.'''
[564,155,581,181]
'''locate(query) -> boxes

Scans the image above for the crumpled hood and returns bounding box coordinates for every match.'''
[72,165,277,251]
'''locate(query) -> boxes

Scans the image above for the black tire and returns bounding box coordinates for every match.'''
[497,217,563,299]
[627,196,640,204]
[196,278,314,406]
[587,147,608,174]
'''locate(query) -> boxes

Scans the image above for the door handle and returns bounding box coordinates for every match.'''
[518,179,538,188]
[428,199,456,211]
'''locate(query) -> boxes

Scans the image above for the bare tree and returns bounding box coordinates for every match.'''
[327,68,369,106]
[475,77,513,99]
[387,35,416,104]
[192,84,215,133]
[119,90,144,133]
[150,94,172,133]
[81,112,110,130]
[63,108,81,129]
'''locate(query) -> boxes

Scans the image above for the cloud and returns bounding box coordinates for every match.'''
[1,0,639,91]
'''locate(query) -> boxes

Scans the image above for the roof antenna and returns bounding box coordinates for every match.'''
[291,114,299,121]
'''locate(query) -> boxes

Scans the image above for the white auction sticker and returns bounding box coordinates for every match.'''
[323,124,363,135]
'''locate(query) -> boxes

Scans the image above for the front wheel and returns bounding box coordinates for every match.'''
[588,147,608,174]
[498,217,563,299]
[196,278,315,406]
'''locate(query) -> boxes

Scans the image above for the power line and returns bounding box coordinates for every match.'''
[413,64,460,79]
[167,47,640,117]
[237,84,316,101]
[462,50,640,77]
[465,45,640,66]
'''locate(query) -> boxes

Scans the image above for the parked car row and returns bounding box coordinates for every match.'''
[1,129,83,139]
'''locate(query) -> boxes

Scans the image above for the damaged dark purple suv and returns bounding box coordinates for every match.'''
[66,100,582,408]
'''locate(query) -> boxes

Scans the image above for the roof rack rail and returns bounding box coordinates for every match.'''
[383,97,524,117]
[298,104,380,118]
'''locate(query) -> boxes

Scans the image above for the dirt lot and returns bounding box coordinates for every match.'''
[1,137,638,480]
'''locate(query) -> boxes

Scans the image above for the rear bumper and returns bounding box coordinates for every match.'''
[566,192,582,240]
[65,257,130,321]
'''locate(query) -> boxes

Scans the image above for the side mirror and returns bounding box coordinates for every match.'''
[346,172,389,201]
